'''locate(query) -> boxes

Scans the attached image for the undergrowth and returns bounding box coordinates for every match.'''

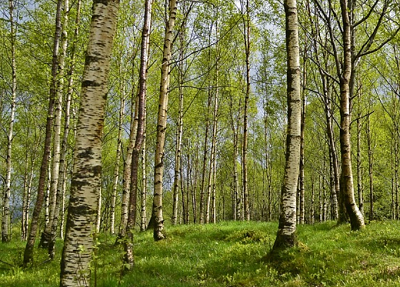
[2,220,400,286]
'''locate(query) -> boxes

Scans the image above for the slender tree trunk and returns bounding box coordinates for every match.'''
[200,32,213,225]
[140,126,147,232]
[192,149,198,223]
[22,145,36,241]
[272,0,301,251]
[61,109,79,240]
[172,106,182,225]
[206,90,218,224]
[299,81,306,225]
[185,151,191,223]
[60,1,119,285]
[117,95,138,241]
[124,0,152,269]
[392,145,395,220]
[45,167,51,226]
[2,0,17,243]
[48,0,81,258]
[319,175,323,222]
[310,180,315,224]
[180,158,186,224]
[356,114,364,216]
[172,15,186,225]
[229,97,240,221]
[111,95,125,234]
[208,86,218,224]
[395,136,399,219]
[23,0,62,266]
[323,175,327,221]
[60,167,67,240]
[241,0,251,221]
[211,17,219,225]
[153,0,177,240]
[367,113,374,221]
[40,0,70,248]
[211,149,217,224]
[200,118,209,225]
[96,186,102,233]
[338,0,365,230]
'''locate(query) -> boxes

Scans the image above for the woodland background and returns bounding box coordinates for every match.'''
[0,0,399,255]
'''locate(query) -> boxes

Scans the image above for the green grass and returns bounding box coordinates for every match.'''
[2,221,400,286]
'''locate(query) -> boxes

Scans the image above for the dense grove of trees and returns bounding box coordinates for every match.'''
[1,0,400,284]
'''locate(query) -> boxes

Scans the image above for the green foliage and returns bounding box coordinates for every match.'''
[3,221,400,286]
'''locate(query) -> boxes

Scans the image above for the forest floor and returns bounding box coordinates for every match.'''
[1,220,400,286]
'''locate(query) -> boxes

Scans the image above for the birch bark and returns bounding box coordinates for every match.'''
[60,1,119,285]
[272,0,301,251]
[153,0,177,240]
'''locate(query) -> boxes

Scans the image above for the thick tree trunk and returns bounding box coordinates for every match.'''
[2,0,17,243]
[60,1,119,285]
[23,0,62,266]
[272,0,301,251]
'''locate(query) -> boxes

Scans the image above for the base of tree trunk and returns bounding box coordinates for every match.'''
[38,231,51,248]
[271,231,297,253]
[146,214,155,230]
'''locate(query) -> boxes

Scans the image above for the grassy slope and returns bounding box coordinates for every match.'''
[2,221,400,286]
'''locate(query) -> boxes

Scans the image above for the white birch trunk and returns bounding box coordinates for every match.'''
[273,0,301,251]
[153,0,177,241]
[60,1,119,285]
[2,0,17,243]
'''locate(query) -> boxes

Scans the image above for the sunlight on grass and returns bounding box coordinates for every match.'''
[2,221,400,286]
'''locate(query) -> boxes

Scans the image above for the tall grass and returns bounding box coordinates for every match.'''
[2,221,400,286]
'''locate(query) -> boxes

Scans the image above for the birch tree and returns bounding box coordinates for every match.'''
[2,0,17,243]
[124,0,153,269]
[60,0,119,285]
[272,0,301,251]
[23,0,62,266]
[40,0,70,249]
[153,0,177,241]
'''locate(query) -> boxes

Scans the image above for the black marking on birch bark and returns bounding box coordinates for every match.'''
[94,0,109,6]
[77,148,94,158]
[82,80,101,88]
[71,179,90,189]
[93,165,102,176]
